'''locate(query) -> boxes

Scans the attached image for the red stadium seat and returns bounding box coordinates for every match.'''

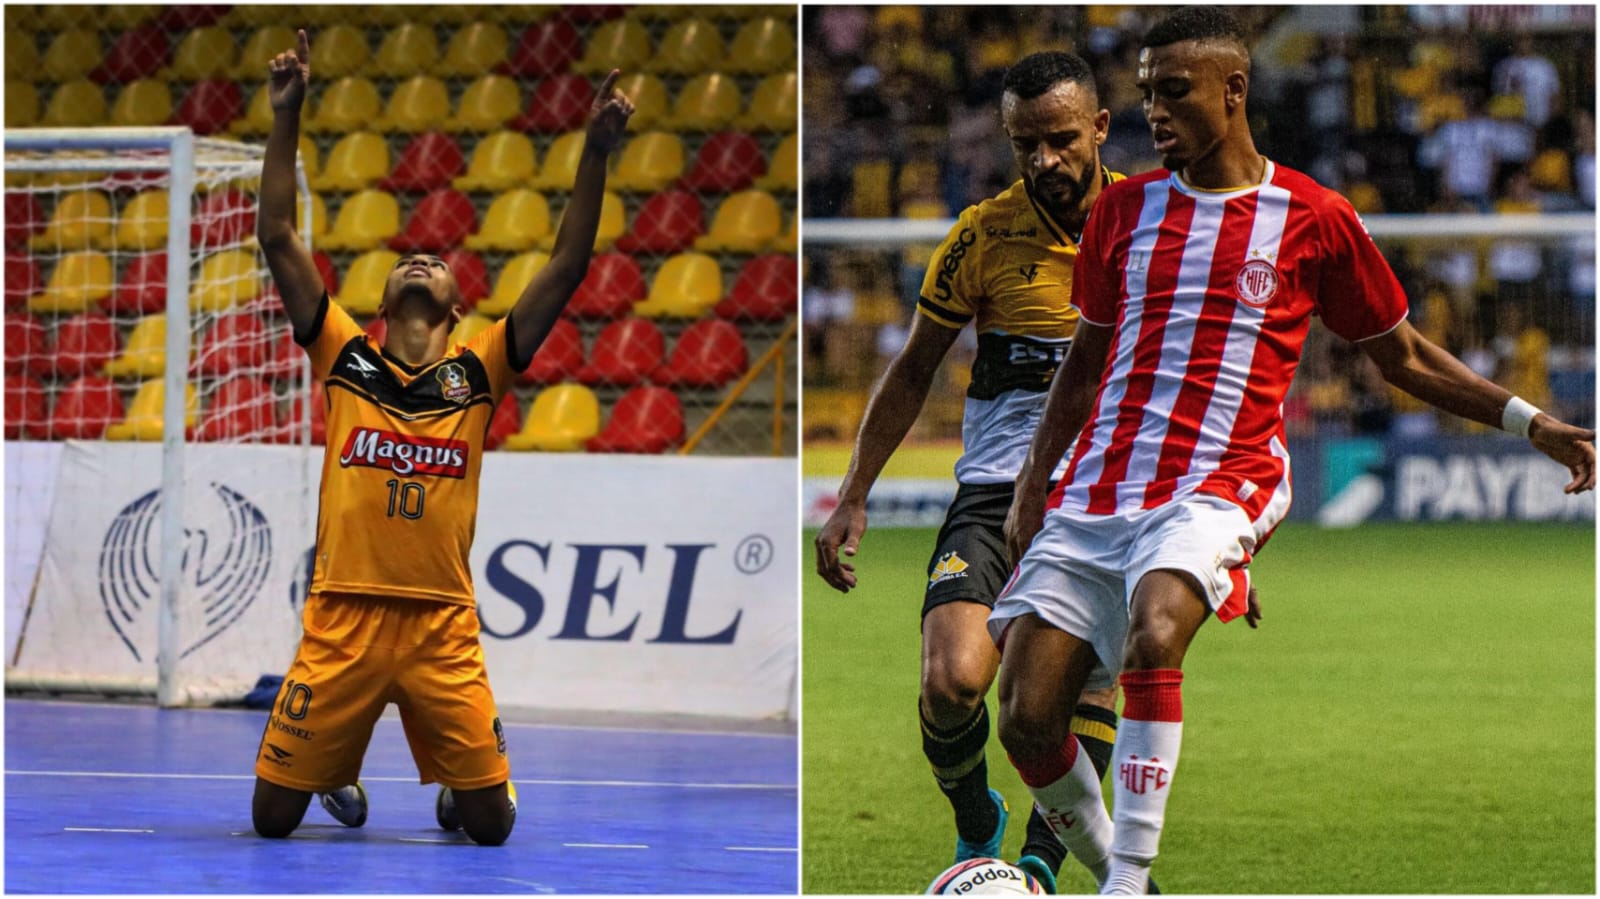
[439,248,488,310]
[279,378,327,445]
[108,250,170,315]
[363,314,387,345]
[500,20,582,78]
[485,391,522,450]
[6,194,44,249]
[565,251,645,319]
[196,375,279,441]
[157,4,228,30]
[651,318,748,388]
[261,250,339,312]
[564,5,629,22]
[194,311,270,377]
[614,190,703,255]
[4,314,46,373]
[586,385,683,454]
[518,316,583,385]
[42,311,121,379]
[190,188,255,247]
[261,325,306,379]
[47,375,124,440]
[510,73,590,134]
[5,373,48,438]
[679,131,767,193]
[172,79,243,136]
[6,254,41,311]
[575,317,664,387]
[379,132,465,193]
[715,253,797,321]
[388,188,477,253]
[90,25,170,84]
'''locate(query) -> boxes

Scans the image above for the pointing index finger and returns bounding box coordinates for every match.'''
[296,29,310,63]
[597,69,620,101]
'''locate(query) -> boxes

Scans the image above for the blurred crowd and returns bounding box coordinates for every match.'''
[802,5,1596,440]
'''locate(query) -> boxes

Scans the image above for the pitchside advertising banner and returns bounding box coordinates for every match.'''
[5,442,798,720]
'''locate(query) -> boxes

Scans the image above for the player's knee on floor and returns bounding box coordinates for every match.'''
[251,779,312,839]
[454,784,515,846]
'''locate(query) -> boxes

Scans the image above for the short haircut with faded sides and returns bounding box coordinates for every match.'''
[1002,51,1099,105]
[1142,6,1248,51]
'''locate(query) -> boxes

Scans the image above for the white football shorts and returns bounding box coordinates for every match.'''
[988,492,1257,690]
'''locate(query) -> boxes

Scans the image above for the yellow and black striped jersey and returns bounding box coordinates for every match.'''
[300,297,517,606]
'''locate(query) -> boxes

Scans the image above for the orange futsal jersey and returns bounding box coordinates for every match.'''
[300,297,516,606]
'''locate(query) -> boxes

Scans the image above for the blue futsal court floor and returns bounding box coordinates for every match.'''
[5,698,797,893]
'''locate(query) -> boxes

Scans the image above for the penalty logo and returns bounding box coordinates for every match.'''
[98,484,272,661]
[929,551,971,587]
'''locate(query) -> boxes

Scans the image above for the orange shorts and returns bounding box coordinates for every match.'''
[253,591,510,793]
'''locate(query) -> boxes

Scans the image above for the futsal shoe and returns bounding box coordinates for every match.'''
[1014,855,1057,894]
[319,782,368,828]
[436,781,518,831]
[953,788,1008,863]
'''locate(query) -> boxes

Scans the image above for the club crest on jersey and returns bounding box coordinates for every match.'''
[1234,258,1279,308]
[436,362,471,403]
[929,551,970,587]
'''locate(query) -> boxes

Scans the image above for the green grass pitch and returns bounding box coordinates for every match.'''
[802,523,1595,894]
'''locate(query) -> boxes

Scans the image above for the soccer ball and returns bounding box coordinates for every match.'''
[926,858,1044,894]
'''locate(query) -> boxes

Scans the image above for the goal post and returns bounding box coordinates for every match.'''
[5,125,316,706]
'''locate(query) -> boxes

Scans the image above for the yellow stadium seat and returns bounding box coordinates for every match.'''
[646,17,724,76]
[478,251,549,317]
[6,31,38,80]
[454,130,536,192]
[610,131,685,192]
[339,250,400,316]
[463,189,550,252]
[103,315,168,379]
[724,17,794,75]
[575,18,653,75]
[320,189,401,252]
[437,21,509,77]
[373,23,440,78]
[230,4,289,26]
[232,83,276,135]
[105,379,197,441]
[529,130,585,191]
[232,26,297,80]
[42,29,100,82]
[428,5,480,25]
[104,5,159,28]
[695,190,782,254]
[662,73,741,132]
[771,213,796,252]
[190,249,263,313]
[6,80,38,127]
[41,79,107,127]
[736,71,796,132]
[34,6,81,28]
[629,5,694,21]
[633,252,723,319]
[105,189,169,250]
[616,73,668,132]
[109,79,172,127]
[297,191,329,244]
[535,191,624,253]
[312,131,390,193]
[374,75,450,133]
[167,27,235,81]
[27,250,114,314]
[504,384,601,452]
[306,76,382,134]
[309,25,370,79]
[449,312,494,347]
[30,191,112,251]
[298,133,322,184]
[754,133,797,192]
[444,74,520,133]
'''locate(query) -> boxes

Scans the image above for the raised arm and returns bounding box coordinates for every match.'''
[1360,320,1595,493]
[507,70,634,367]
[813,315,961,593]
[256,29,325,342]
[1003,319,1113,565]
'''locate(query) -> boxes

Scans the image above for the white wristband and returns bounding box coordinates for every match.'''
[1501,396,1541,438]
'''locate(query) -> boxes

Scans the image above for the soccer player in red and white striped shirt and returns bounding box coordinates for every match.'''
[987,8,1596,894]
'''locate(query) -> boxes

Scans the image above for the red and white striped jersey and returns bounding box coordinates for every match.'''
[1050,161,1408,536]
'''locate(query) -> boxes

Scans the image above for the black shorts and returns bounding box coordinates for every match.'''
[922,481,1017,617]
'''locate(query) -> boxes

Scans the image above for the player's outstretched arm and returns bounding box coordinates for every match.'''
[814,315,961,593]
[1361,320,1596,493]
[256,29,325,342]
[1003,319,1113,565]
[507,70,634,365]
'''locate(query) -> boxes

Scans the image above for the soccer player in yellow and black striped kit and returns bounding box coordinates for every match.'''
[817,52,1227,892]
[250,30,633,845]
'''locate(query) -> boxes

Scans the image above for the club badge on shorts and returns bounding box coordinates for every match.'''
[493,717,506,756]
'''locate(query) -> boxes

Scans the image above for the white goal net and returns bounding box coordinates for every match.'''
[6,126,316,705]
